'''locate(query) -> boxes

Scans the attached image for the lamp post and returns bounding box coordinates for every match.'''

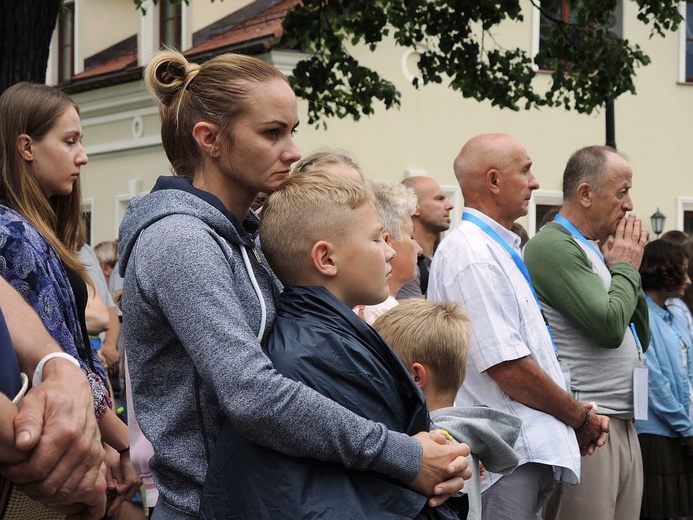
[650,208,666,239]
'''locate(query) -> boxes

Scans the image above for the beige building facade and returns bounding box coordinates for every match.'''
[49,0,693,245]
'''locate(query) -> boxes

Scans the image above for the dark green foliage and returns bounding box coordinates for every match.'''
[281,0,682,126]
[1,0,681,121]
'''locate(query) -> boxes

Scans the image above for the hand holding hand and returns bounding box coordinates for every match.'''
[1,360,105,515]
[410,430,472,507]
[114,449,141,511]
[576,403,610,456]
[601,215,647,269]
[102,443,142,516]
[44,462,108,520]
[2,359,103,498]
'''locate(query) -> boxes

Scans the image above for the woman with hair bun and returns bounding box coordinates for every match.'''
[0,82,139,516]
[118,50,469,519]
[637,239,693,519]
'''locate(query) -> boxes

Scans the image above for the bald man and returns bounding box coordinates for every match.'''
[396,176,453,299]
[428,134,609,520]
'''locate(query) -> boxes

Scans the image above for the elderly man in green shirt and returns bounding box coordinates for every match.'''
[524,145,650,520]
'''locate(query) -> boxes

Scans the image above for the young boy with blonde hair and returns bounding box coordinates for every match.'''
[373,299,523,520]
[201,171,470,520]
[373,299,470,411]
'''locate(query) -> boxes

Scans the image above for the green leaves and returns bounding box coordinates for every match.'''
[288,51,400,129]
[281,0,682,126]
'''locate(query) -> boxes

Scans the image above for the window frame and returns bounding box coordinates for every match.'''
[680,1,693,83]
[159,0,182,49]
[533,0,573,72]
[528,190,563,236]
[57,2,75,83]
[677,196,693,233]
[81,199,94,246]
[532,0,620,72]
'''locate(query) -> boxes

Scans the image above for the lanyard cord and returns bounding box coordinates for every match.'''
[462,211,559,357]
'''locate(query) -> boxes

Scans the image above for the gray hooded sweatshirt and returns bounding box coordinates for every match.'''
[118,176,422,519]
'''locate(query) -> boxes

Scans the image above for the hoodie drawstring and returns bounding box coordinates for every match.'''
[241,246,267,341]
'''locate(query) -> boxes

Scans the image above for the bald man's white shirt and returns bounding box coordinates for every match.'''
[428,208,580,491]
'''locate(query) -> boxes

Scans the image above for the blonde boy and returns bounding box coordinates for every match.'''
[373,300,523,520]
[373,299,471,412]
[202,171,470,520]
[260,171,392,309]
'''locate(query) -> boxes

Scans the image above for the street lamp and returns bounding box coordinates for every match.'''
[650,208,666,239]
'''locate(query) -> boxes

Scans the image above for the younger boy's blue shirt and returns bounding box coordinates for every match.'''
[0,306,21,399]
[200,286,459,520]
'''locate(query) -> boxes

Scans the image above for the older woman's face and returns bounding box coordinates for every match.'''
[389,215,423,287]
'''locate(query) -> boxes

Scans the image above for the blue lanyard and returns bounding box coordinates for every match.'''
[462,211,559,356]
[629,323,644,360]
[553,214,602,260]
[554,214,643,355]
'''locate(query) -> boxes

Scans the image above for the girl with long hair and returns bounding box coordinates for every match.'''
[0,82,139,516]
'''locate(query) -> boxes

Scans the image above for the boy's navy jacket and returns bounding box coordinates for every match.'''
[200,286,460,519]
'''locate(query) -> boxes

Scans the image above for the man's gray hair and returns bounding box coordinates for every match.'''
[562,145,626,200]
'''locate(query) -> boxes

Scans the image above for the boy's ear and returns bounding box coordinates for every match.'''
[192,122,220,158]
[17,134,34,161]
[310,240,338,277]
[409,362,427,390]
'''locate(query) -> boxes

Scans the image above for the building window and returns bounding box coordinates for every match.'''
[528,190,563,236]
[58,2,75,83]
[684,210,693,234]
[535,204,562,231]
[536,0,575,70]
[535,0,619,71]
[81,205,92,245]
[685,1,693,82]
[160,1,182,49]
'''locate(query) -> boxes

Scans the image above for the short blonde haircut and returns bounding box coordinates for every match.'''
[260,171,374,286]
[368,181,417,241]
[373,300,471,403]
[291,149,364,181]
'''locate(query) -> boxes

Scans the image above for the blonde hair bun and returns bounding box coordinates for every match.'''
[145,50,200,108]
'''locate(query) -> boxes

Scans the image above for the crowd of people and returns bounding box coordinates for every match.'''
[0,48,691,520]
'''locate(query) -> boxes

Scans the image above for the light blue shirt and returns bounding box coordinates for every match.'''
[635,296,693,438]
